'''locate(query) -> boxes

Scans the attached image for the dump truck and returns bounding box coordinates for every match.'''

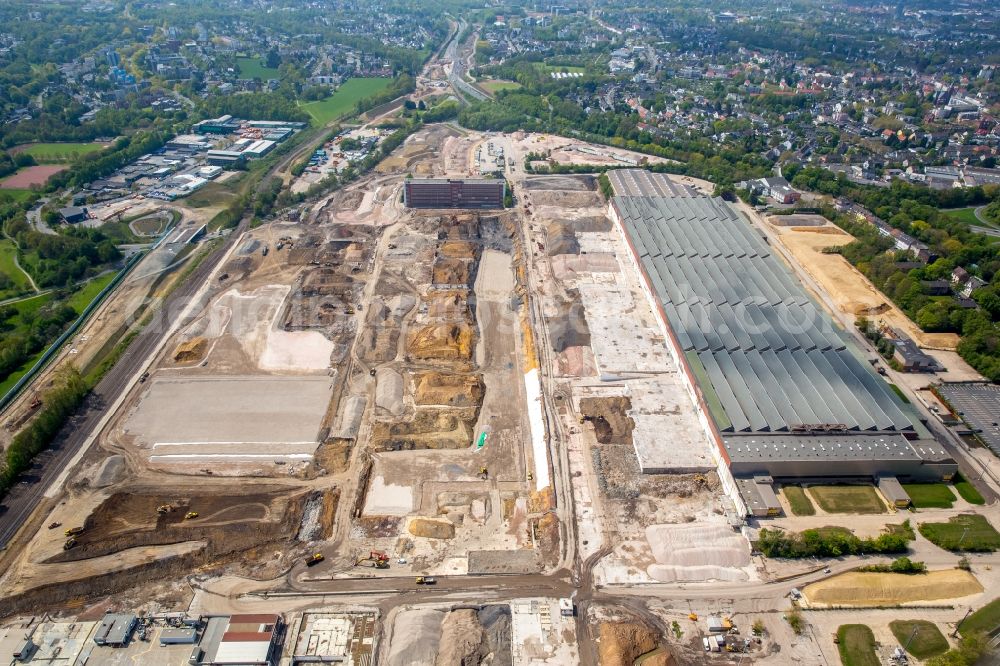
[305,553,325,566]
[64,526,84,537]
[415,576,436,585]
[63,538,77,550]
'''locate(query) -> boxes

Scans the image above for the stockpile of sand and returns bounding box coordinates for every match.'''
[413,372,484,407]
[645,523,751,583]
[376,368,404,416]
[598,620,667,666]
[407,323,474,362]
[387,609,445,666]
[409,517,456,539]
[173,338,207,363]
[436,609,484,665]
[545,221,580,256]
[439,241,476,259]
[432,258,472,286]
[803,570,983,607]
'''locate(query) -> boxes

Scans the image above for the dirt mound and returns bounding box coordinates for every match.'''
[439,241,476,259]
[854,302,891,316]
[580,397,634,445]
[427,291,469,320]
[598,621,659,666]
[433,258,473,286]
[371,407,479,451]
[413,372,484,407]
[436,609,484,665]
[407,323,474,363]
[409,517,456,539]
[546,295,590,352]
[803,569,983,607]
[314,438,352,474]
[173,338,207,363]
[545,221,580,256]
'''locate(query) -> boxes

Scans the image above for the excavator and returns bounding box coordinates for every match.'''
[356,550,390,569]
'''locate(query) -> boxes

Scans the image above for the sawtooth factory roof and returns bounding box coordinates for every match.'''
[612,194,916,434]
[607,168,701,198]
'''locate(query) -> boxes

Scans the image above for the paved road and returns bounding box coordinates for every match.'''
[0,221,245,551]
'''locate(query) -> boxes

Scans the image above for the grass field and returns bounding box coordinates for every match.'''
[14,141,107,163]
[889,620,949,660]
[480,79,522,93]
[961,596,1000,636]
[953,473,986,505]
[837,625,879,666]
[919,514,1000,552]
[809,485,886,514]
[539,64,586,74]
[236,56,280,80]
[0,188,36,203]
[0,239,34,297]
[299,77,393,125]
[783,485,816,516]
[902,483,956,509]
[67,272,116,314]
[943,207,986,227]
[0,293,54,397]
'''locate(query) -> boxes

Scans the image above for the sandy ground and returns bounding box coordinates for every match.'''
[771,223,962,350]
[802,569,983,607]
[0,165,66,188]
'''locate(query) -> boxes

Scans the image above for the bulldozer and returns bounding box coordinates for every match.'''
[305,553,325,567]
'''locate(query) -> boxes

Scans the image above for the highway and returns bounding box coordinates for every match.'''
[445,19,490,103]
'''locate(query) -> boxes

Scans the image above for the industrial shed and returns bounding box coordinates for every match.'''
[606,175,956,490]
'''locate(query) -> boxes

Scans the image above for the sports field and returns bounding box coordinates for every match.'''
[12,142,108,163]
[809,485,886,514]
[236,56,280,80]
[299,77,393,125]
[480,79,522,94]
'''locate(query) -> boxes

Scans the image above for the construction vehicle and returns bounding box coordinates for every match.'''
[184,512,199,520]
[64,526,84,537]
[305,553,325,566]
[479,467,488,480]
[356,552,389,569]
[415,576,436,585]
[63,538,77,550]
[688,613,699,621]
[139,372,149,383]
[48,522,62,530]
[156,504,173,515]
[29,397,42,410]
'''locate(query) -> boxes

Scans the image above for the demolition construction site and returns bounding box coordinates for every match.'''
[1,127,995,666]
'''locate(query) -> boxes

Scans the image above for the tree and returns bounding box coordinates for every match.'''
[265,49,280,70]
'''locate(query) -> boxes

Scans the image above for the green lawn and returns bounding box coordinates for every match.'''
[480,79,522,93]
[538,63,586,74]
[299,77,394,125]
[809,485,886,514]
[235,56,280,80]
[0,188,37,203]
[943,207,985,227]
[837,625,879,666]
[953,473,986,505]
[961,596,1000,636]
[67,272,116,314]
[783,485,816,516]
[918,514,1000,552]
[0,239,34,296]
[15,141,107,163]
[889,620,949,659]
[901,483,956,509]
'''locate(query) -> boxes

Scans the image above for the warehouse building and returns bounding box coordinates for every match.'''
[404,178,505,209]
[606,170,956,504]
[93,613,137,647]
[198,614,282,666]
